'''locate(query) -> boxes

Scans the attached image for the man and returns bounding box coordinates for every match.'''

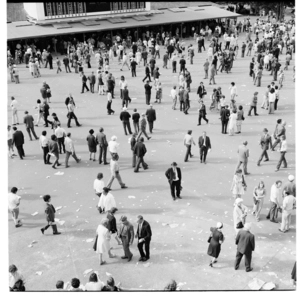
[132,109,140,134]
[56,57,62,74]
[149,56,156,77]
[39,130,51,165]
[130,59,137,77]
[96,127,109,165]
[183,130,195,162]
[135,215,152,261]
[65,132,81,167]
[279,191,296,233]
[179,56,186,73]
[234,223,255,272]
[198,131,212,164]
[236,141,250,175]
[41,194,61,235]
[130,133,137,168]
[120,52,130,71]
[63,55,71,73]
[141,49,148,67]
[197,82,206,100]
[134,137,148,172]
[49,135,60,169]
[80,72,89,93]
[137,114,151,141]
[275,135,287,172]
[23,111,38,141]
[122,85,131,108]
[209,64,216,85]
[257,128,272,166]
[142,63,151,82]
[10,97,19,126]
[183,88,190,114]
[165,162,182,200]
[119,107,132,135]
[203,59,210,79]
[11,127,25,159]
[198,100,209,125]
[145,104,156,133]
[8,187,22,227]
[271,121,286,151]
[220,105,230,134]
[144,81,152,105]
[107,74,115,98]
[106,154,127,189]
[118,216,134,261]
[87,71,96,93]
[241,42,246,57]
[54,123,66,154]
[178,86,185,111]
[67,98,81,128]
[41,99,52,127]
[266,180,282,223]
[170,86,177,110]
[282,175,296,197]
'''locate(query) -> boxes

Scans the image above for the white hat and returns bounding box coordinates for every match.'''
[243,223,252,231]
[288,175,295,181]
[235,198,243,205]
[216,222,223,229]
[122,107,127,111]
[111,136,117,141]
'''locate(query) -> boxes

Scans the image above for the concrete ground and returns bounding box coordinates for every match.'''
[8,16,296,291]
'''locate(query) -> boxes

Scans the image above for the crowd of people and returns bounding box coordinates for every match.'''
[8,11,296,291]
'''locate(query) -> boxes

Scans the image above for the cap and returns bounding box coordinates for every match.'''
[235,198,243,204]
[243,141,248,145]
[120,215,127,222]
[263,128,268,132]
[216,222,223,229]
[111,135,117,141]
[102,187,111,192]
[171,162,177,166]
[288,175,295,181]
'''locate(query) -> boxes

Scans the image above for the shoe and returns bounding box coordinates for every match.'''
[121,256,128,259]
[77,124,82,127]
[176,195,182,199]
[255,114,259,116]
[104,162,109,165]
[53,232,61,235]
[200,160,203,163]
[278,229,287,233]
[148,137,151,140]
[121,185,128,189]
[15,224,22,228]
[209,262,213,267]
[65,165,70,168]
[138,257,145,261]
[245,173,250,175]
[235,266,239,270]
[264,159,269,162]
[41,228,44,234]
[52,166,56,169]
[257,164,260,166]
[270,220,278,223]
[57,163,61,166]
[197,124,201,126]
[246,268,253,272]
[128,255,133,262]
[275,169,279,172]
[47,162,52,165]
[134,170,138,173]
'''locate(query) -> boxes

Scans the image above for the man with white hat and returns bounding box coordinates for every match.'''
[282,175,296,197]
[119,107,132,135]
[118,216,134,262]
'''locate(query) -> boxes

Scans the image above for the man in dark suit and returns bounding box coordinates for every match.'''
[107,74,115,98]
[133,137,148,172]
[23,111,38,140]
[96,127,109,165]
[198,131,211,164]
[42,99,52,127]
[149,56,156,77]
[11,127,25,159]
[197,82,206,99]
[87,71,96,93]
[257,128,272,166]
[81,72,90,93]
[145,104,156,133]
[144,81,152,105]
[119,107,132,135]
[63,56,71,73]
[135,215,152,261]
[235,223,255,272]
[236,141,250,174]
[142,63,151,82]
[165,162,182,200]
[132,109,140,134]
[220,105,230,134]
[41,194,61,235]
[122,85,131,108]
[198,100,209,125]
[130,133,137,168]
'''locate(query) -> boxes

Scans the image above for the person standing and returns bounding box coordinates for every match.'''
[183,130,195,162]
[271,120,286,151]
[8,187,22,228]
[231,169,247,200]
[41,194,61,235]
[145,104,156,134]
[137,114,151,141]
[86,129,97,161]
[266,180,282,223]
[119,107,132,135]
[197,82,207,100]
[118,216,134,262]
[39,130,51,165]
[130,58,137,77]
[248,92,259,116]
[257,128,272,166]
[220,105,230,134]
[142,63,151,82]
[233,198,248,235]
[10,97,19,126]
[65,132,81,167]
[135,215,152,262]
[133,137,148,172]
[81,72,90,93]
[49,135,61,169]
[56,57,62,74]
[198,100,209,125]
[207,222,224,267]
[236,141,250,175]
[96,127,109,165]
[106,154,127,189]
[203,59,209,79]
[275,135,287,172]
[41,99,52,127]
[132,109,140,134]
[283,175,296,197]
[7,125,16,158]
[67,98,81,128]
[278,191,296,233]
[170,86,177,110]
[63,56,71,73]
[11,127,25,160]
[234,223,255,272]
[88,72,96,93]
[183,88,190,115]
[122,85,131,108]
[198,131,211,164]
[40,81,52,104]
[144,81,152,105]
[209,64,216,85]
[23,111,38,141]
[229,82,238,100]
[252,181,266,222]
[130,133,137,168]
[165,162,182,200]
[54,123,66,154]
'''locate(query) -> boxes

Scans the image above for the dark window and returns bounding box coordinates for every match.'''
[86,2,111,13]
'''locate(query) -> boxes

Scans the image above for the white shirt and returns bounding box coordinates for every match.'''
[84,281,104,291]
[184,134,195,146]
[93,179,105,194]
[55,127,66,138]
[268,92,276,103]
[39,135,49,147]
[122,54,128,62]
[280,140,287,152]
[270,184,281,204]
[170,89,177,99]
[8,130,12,141]
[65,136,75,153]
[8,193,21,210]
[119,80,128,90]
[109,140,119,153]
[9,271,25,288]
[283,195,296,211]
[173,167,179,181]
[229,85,237,95]
[10,100,18,110]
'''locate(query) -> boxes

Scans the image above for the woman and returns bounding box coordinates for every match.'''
[94,172,105,206]
[84,272,104,291]
[98,187,116,214]
[107,207,122,245]
[207,222,224,267]
[102,277,120,291]
[154,81,162,104]
[34,99,43,126]
[268,88,276,114]
[9,265,25,291]
[97,71,104,95]
[233,198,248,235]
[209,89,217,111]
[252,181,266,222]
[95,218,116,265]
[236,105,244,134]
[228,109,237,135]
[261,85,270,109]
[230,169,246,199]
[86,129,97,161]
[107,91,114,115]
[136,49,142,66]
[51,113,60,132]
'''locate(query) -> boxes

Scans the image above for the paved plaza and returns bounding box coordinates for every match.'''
[8,18,296,290]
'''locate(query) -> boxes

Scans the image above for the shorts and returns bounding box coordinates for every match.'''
[10,208,19,219]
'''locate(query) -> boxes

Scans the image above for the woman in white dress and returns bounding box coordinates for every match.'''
[136,49,142,66]
[95,218,116,265]
[98,187,116,213]
[228,110,237,135]
[230,169,246,199]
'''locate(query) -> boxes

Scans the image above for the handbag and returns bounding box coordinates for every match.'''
[236,221,244,229]
[241,115,245,121]
[207,233,212,243]
[66,112,70,118]
[93,234,98,251]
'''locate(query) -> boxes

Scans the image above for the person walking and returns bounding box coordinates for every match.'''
[207,222,224,267]
[228,110,238,136]
[233,198,248,235]
[56,57,62,74]
[8,187,22,228]
[98,187,116,214]
[142,64,151,82]
[275,135,287,172]
[165,162,182,200]
[203,59,210,79]
[266,180,282,223]
[41,99,52,127]
[231,169,247,199]
[106,91,114,115]
[67,98,81,128]
[236,141,250,175]
[63,56,71,73]
[119,107,132,135]
[118,216,134,261]
[130,133,137,168]
[234,223,255,272]
[278,191,296,233]
[183,130,195,162]
[132,109,140,134]
[170,86,177,110]
[11,127,25,160]
[65,133,81,167]
[220,105,230,134]
[96,127,109,165]
[54,123,66,154]
[135,215,152,262]
[39,130,51,165]
[49,135,61,169]
[198,131,211,164]
[144,81,152,105]
[106,154,127,189]
[86,129,97,161]
[252,181,266,222]
[229,82,238,100]
[236,105,244,134]
[145,104,156,133]
[257,128,272,166]
[248,92,259,116]
[134,137,148,172]
[23,111,38,140]
[137,114,151,140]
[282,175,296,198]
[107,207,122,245]
[7,125,16,159]
[209,64,216,85]
[197,82,207,100]
[40,194,61,235]
[183,88,190,115]
[88,72,96,93]
[198,100,209,125]
[81,72,90,93]
[10,97,19,126]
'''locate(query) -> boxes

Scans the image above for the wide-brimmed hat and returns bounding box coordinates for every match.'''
[102,187,111,192]
[216,222,223,229]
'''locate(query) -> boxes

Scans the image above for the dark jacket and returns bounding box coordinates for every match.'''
[236,230,255,255]
[82,74,87,83]
[123,89,130,101]
[63,57,70,65]
[145,66,150,74]
[49,140,59,155]
[88,74,96,84]
[220,108,230,121]
[120,111,131,122]
[96,132,108,147]
[42,102,50,115]
[12,130,24,147]
[107,79,115,89]
[23,114,35,128]
[136,220,152,241]
[199,104,207,116]
[132,112,140,123]
[144,84,152,94]
[134,141,147,157]
[197,85,206,97]
[260,134,272,150]
[165,167,182,184]
[198,136,211,149]
[45,202,56,222]
[130,137,137,151]
[145,108,156,122]
[107,212,117,233]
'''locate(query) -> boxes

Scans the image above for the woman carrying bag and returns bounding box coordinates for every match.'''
[207,222,225,267]
[252,181,266,222]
